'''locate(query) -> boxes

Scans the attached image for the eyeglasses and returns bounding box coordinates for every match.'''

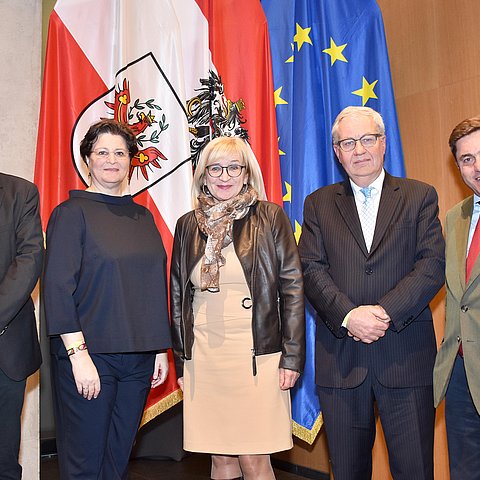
[91,149,128,159]
[335,134,384,152]
[206,164,246,178]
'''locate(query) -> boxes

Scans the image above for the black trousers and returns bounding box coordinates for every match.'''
[51,348,155,480]
[318,370,434,480]
[0,368,26,480]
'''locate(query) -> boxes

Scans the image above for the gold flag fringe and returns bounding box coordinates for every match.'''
[292,412,323,445]
[139,388,323,446]
[139,388,183,429]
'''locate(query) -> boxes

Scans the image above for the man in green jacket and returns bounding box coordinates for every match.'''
[434,115,480,480]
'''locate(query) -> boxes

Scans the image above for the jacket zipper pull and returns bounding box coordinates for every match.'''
[251,348,257,376]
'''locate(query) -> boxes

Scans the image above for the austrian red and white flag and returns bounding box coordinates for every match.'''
[36,0,281,425]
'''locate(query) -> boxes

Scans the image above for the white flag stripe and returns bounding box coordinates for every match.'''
[55,0,118,83]
[146,161,195,229]
[55,1,185,91]
[172,0,213,97]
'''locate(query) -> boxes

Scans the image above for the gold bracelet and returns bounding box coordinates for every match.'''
[65,339,84,351]
[66,342,88,356]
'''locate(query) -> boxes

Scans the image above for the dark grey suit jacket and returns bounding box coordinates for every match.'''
[0,173,43,381]
[299,172,445,388]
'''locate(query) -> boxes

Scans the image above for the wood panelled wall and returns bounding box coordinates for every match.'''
[277,1,480,478]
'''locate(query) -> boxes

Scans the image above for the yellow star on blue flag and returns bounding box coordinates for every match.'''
[285,43,294,63]
[294,220,302,244]
[293,23,312,51]
[322,37,348,66]
[274,86,288,106]
[283,181,291,202]
[352,77,378,106]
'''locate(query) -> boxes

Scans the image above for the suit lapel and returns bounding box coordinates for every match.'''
[369,174,401,255]
[334,181,369,256]
[444,197,470,298]
[334,174,409,257]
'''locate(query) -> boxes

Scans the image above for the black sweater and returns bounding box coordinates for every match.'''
[44,190,171,353]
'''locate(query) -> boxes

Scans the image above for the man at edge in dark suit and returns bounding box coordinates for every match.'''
[0,173,43,479]
[298,106,445,480]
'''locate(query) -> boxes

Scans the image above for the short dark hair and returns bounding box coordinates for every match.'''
[79,119,138,162]
[449,116,480,158]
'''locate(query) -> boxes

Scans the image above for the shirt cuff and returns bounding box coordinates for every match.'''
[342,310,352,329]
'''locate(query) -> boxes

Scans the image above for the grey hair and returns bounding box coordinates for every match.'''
[332,106,385,143]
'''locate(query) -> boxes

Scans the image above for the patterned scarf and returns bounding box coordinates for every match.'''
[195,185,258,292]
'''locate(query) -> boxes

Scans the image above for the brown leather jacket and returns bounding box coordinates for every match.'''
[170,201,305,376]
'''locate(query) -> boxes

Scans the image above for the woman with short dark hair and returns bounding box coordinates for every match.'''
[44,119,171,479]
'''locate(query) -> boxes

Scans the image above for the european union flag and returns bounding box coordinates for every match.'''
[261,0,405,443]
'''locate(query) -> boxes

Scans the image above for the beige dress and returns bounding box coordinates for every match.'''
[183,242,293,454]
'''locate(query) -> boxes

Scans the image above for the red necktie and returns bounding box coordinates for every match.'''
[466,218,480,282]
[460,215,480,358]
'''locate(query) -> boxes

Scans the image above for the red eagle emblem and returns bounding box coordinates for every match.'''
[105,78,168,181]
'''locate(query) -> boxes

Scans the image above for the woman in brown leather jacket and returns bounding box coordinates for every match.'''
[171,136,305,480]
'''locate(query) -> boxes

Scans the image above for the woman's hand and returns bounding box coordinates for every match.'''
[279,368,300,390]
[69,351,101,400]
[151,352,169,388]
[177,376,184,392]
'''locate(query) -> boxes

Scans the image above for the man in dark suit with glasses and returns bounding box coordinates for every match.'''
[299,106,445,480]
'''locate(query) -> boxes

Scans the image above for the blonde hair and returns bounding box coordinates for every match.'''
[332,106,385,143]
[192,136,267,207]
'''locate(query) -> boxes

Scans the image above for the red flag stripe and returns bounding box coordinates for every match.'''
[35,10,107,224]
